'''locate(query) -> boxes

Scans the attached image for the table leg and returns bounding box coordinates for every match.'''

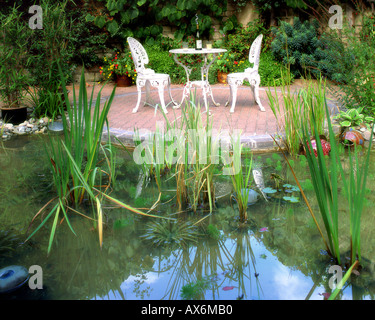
[202,53,220,107]
[172,53,192,109]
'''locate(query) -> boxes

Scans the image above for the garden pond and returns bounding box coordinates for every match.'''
[1,134,375,300]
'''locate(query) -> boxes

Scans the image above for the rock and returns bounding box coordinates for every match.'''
[48,121,64,133]
[15,126,27,135]
[363,130,372,141]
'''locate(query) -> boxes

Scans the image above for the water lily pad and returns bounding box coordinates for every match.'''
[283,196,300,203]
[262,187,277,194]
[283,184,299,192]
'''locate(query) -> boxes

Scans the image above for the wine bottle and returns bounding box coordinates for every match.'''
[195,23,202,50]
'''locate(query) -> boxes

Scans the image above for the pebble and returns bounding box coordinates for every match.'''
[1,118,61,140]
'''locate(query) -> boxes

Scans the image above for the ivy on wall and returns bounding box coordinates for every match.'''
[85,0,231,46]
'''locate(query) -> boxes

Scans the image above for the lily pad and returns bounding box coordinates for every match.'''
[283,184,300,192]
[283,196,300,203]
[262,187,277,194]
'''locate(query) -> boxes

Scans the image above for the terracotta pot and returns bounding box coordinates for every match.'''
[1,106,28,125]
[217,71,228,84]
[340,129,364,147]
[115,74,132,87]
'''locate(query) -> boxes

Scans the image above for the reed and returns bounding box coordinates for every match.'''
[267,72,327,156]
[302,98,373,265]
[229,134,253,223]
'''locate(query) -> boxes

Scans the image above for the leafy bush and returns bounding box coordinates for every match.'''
[331,16,375,116]
[271,17,353,82]
[222,19,270,61]
[258,51,294,86]
[146,45,187,84]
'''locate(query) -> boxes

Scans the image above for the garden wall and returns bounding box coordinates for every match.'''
[74,1,374,84]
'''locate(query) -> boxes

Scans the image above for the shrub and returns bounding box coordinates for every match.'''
[331,16,375,116]
[146,45,187,84]
[271,17,353,82]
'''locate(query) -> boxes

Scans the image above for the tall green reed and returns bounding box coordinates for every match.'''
[302,100,373,266]
[27,68,169,254]
[229,133,253,223]
[267,72,326,156]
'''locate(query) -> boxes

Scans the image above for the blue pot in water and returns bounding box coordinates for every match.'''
[241,189,260,206]
[0,265,30,294]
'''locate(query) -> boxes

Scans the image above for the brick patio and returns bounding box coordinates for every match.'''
[66,80,340,152]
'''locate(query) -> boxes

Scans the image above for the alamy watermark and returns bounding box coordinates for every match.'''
[133,124,243,175]
[28,265,43,290]
[28,5,43,29]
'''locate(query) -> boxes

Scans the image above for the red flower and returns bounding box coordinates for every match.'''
[234,61,238,65]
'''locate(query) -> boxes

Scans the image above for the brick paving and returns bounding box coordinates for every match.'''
[66,79,340,151]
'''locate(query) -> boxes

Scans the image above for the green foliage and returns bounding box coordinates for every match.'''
[86,0,228,44]
[27,0,75,118]
[180,277,212,300]
[331,15,375,116]
[223,19,270,61]
[142,219,199,248]
[271,17,352,81]
[0,6,32,108]
[334,107,374,128]
[146,45,186,84]
[206,224,221,240]
[258,51,294,86]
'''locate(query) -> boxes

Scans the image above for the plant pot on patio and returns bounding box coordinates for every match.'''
[115,74,132,87]
[217,71,228,84]
[0,106,28,125]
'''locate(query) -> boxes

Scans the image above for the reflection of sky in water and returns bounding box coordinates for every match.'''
[94,234,358,300]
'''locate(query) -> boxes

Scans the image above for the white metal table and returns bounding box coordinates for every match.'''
[169,48,227,111]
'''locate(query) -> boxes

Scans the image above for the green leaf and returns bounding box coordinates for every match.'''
[340,120,352,127]
[85,13,95,22]
[107,20,119,35]
[94,16,106,29]
[137,0,147,5]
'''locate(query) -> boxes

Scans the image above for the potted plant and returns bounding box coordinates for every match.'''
[0,7,32,124]
[215,52,243,84]
[99,50,136,87]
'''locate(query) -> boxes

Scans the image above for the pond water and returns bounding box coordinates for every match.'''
[1,134,375,300]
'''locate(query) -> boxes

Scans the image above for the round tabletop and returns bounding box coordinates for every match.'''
[169,48,227,54]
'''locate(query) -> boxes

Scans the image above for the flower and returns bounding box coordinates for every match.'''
[99,50,136,83]
[215,52,245,73]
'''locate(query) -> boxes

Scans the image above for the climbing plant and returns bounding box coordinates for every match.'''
[85,0,231,46]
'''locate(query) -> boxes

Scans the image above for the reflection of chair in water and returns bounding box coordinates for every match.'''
[127,37,177,114]
[225,34,265,113]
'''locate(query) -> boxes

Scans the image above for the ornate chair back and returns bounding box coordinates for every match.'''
[248,34,263,71]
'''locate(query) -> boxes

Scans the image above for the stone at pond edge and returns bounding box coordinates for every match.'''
[47,121,64,133]
[0,265,30,294]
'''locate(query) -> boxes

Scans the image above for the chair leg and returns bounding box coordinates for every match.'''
[133,79,144,113]
[253,83,265,112]
[155,80,168,114]
[229,84,238,113]
[145,80,151,106]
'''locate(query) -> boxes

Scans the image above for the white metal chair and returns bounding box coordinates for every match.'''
[127,37,177,113]
[225,34,265,113]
